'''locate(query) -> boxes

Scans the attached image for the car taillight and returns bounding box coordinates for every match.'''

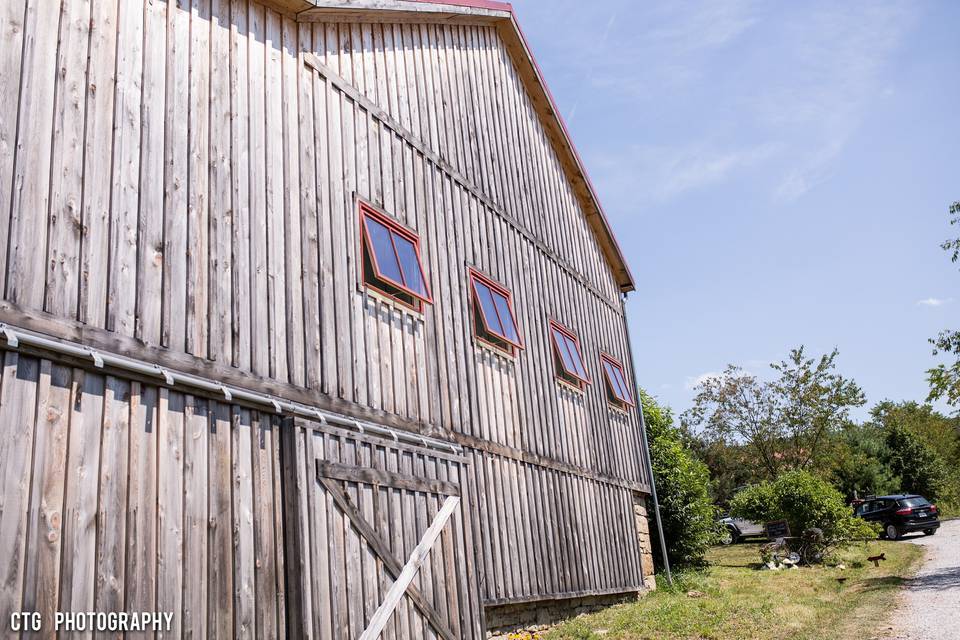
[930,505,938,514]
[895,507,912,515]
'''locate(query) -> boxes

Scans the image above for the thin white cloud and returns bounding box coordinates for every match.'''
[758,2,914,201]
[546,0,915,205]
[645,1,758,56]
[592,142,778,203]
[685,371,724,390]
[917,297,952,307]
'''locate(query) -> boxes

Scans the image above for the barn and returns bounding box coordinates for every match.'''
[0,0,656,636]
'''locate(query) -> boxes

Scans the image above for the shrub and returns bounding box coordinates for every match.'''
[642,391,720,570]
[730,470,878,546]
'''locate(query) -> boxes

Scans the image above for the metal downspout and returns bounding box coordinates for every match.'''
[620,295,673,587]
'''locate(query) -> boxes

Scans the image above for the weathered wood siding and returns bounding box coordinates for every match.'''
[283,419,484,640]
[0,351,285,638]
[467,449,645,605]
[0,0,650,615]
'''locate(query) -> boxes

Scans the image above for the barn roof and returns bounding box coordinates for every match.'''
[276,0,636,292]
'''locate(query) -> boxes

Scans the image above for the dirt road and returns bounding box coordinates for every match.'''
[886,518,960,640]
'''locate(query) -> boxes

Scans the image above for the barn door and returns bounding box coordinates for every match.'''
[282,420,484,640]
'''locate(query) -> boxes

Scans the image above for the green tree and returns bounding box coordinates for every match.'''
[884,423,949,501]
[682,435,756,509]
[828,424,900,502]
[871,401,960,462]
[642,391,719,570]
[927,201,960,410]
[682,347,865,478]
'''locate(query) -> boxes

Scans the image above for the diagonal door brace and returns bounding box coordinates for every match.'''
[360,495,461,640]
[316,475,457,640]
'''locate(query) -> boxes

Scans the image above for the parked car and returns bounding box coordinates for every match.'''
[853,494,940,540]
[719,515,766,544]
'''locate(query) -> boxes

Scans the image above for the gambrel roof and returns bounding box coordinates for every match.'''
[270,0,636,293]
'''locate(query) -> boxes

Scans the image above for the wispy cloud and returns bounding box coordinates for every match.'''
[759,3,914,201]
[547,0,915,205]
[685,371,724,390]
[592,142,777,203]
[917,297,952,307]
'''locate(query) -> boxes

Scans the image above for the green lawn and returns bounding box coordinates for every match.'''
[543,540,924,640]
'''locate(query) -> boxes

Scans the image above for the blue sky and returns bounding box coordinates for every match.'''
[512,0,960,418]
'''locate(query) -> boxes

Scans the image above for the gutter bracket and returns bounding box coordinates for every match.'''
[0,324,19,347]
[87,348,104,368]
[156,366,175,386]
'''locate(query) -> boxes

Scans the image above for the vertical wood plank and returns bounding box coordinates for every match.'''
[105,0,143,337]
[186,0,210,358]
[126,381,159,640]
[264,9,288,382]
[247,2,269,378]
[209,0,233,363]
[0,354,38,627]
[44,0,90,319]
[60,369,102,640]
[161,0,189,352]
[95,376,132,640]
[281,16,305,387]
[207,399,234,639]
[137,0,166,346]
[0,0,28,290]
[229,0,251,370]
[21,360,70,636]
[183,395,209,639]
[251,411,279,639]
[6,0,60,308]
[232,407,256,639]
[157,389,185,638]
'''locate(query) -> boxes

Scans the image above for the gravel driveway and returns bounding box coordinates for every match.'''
[885,518,960,640]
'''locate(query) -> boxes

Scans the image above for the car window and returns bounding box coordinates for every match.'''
[854,503,868,516]
[898,497,930,509]
[875,499,889,511]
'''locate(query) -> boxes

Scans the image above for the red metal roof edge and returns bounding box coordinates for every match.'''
[408,0,636,292]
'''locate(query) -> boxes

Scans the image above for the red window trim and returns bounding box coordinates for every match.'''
[358,200,432,306]
[600,352,635,407]
[469,268,524,351]
[548,320,590,387]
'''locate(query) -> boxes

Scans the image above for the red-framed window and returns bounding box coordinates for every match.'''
[359,202,431,311]
[469,269,523,355]
[549,320,589,389]
[600,353,634,408]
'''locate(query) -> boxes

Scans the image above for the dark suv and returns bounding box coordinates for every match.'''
[853,494,940,540]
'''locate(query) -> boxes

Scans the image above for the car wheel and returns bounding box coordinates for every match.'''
[885,524,900,541]
[924,529,936,536]
[721,526,739,545]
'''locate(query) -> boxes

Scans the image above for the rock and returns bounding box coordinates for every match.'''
[686,590,705,598]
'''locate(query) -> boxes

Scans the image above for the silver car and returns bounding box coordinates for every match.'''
[719,515,766,544]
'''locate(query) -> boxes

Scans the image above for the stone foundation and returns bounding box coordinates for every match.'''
[633,491,657,589]
[485,592,642,637]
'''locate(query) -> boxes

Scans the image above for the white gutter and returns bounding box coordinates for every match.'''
[0,322,460,455]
